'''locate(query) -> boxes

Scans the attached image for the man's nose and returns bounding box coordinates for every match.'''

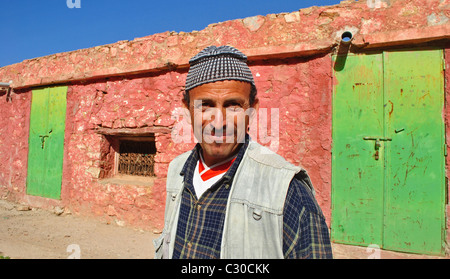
[210,108,226,129]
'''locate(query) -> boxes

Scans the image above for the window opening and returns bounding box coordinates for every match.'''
[117,139,156,177]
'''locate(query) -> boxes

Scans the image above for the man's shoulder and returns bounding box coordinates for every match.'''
[171,150,193,163]
[287,176,323,217]
[167,150,193,174]
[246,141,300,172]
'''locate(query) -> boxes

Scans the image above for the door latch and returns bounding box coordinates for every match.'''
[363,137,392,160]
[363,137,392,142]
[39,135,49,149]
[38,129,52,149]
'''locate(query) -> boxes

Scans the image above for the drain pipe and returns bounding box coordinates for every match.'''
[340,31,353,44]
[334,30,355,71]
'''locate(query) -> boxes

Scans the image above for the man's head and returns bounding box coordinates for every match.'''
[183,45,258,165]
[183,45,257,106]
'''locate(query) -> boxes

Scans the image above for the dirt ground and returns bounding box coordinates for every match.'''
[0,198,448,259]
[0,199,158,259]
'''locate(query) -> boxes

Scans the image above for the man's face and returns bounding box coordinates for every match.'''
[183,80,258,166]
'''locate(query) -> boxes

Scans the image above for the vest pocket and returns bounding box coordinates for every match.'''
[224,202,284,258]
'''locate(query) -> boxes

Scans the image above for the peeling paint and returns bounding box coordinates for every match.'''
[428,12,449,26]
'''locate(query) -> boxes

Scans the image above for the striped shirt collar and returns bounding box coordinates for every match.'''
[180,134,250,184]
[198,153,237,181]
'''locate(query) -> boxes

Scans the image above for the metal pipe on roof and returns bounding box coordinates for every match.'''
[341,31,353,44]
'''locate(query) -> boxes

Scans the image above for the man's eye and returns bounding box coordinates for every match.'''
[227,105,244,112]
[193,102,210,110]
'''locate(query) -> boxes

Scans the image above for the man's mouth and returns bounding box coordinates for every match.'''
[204,133,234,143]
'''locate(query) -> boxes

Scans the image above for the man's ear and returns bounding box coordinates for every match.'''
[251,97,260,111]
[182,98,192,125]
[246,97,259,132]
[249,97,259,120]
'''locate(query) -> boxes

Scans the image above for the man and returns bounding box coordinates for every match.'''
[154,45,332,259]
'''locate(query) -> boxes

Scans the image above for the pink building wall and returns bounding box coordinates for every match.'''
[0,56,333,231]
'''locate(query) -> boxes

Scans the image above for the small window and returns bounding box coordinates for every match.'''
[97,129,159,185]
[117,139,156,177]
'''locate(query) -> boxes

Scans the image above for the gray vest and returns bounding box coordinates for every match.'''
[153,141,314,259]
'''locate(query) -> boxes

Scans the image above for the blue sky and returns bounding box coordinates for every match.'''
[1,0,341,67]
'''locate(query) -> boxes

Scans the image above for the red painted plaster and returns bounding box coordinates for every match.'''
[0,90,31,201]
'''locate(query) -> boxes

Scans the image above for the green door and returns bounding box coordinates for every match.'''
[27,86,67,199]
[331,49,445,255]
[331,53,385,246]
[383,50,446,254]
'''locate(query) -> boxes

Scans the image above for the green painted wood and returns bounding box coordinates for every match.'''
[383,49,445,255]
[27,86,67,199]
[27,88,50,197]
[331,53,385,246]
[332,49,445,255]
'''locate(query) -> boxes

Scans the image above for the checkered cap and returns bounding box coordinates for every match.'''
[185,45,255,92]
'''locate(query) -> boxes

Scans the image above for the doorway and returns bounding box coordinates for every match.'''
[331,49,445,255]
[26,86,67,199]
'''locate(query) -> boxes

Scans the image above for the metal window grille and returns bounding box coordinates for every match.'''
[117,140,156,177]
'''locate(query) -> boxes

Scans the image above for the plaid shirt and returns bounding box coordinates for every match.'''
[172,136,333,259]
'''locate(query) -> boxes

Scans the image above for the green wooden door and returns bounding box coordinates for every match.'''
[383,50,445,254]
[331,50,445,255]
[331,53,385,246]
[27,86,67,199]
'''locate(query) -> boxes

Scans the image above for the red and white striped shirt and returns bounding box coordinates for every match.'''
[193,154,236,198]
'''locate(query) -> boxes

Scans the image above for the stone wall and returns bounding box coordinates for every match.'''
[0,90,31,202]
[62,73,193,230]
